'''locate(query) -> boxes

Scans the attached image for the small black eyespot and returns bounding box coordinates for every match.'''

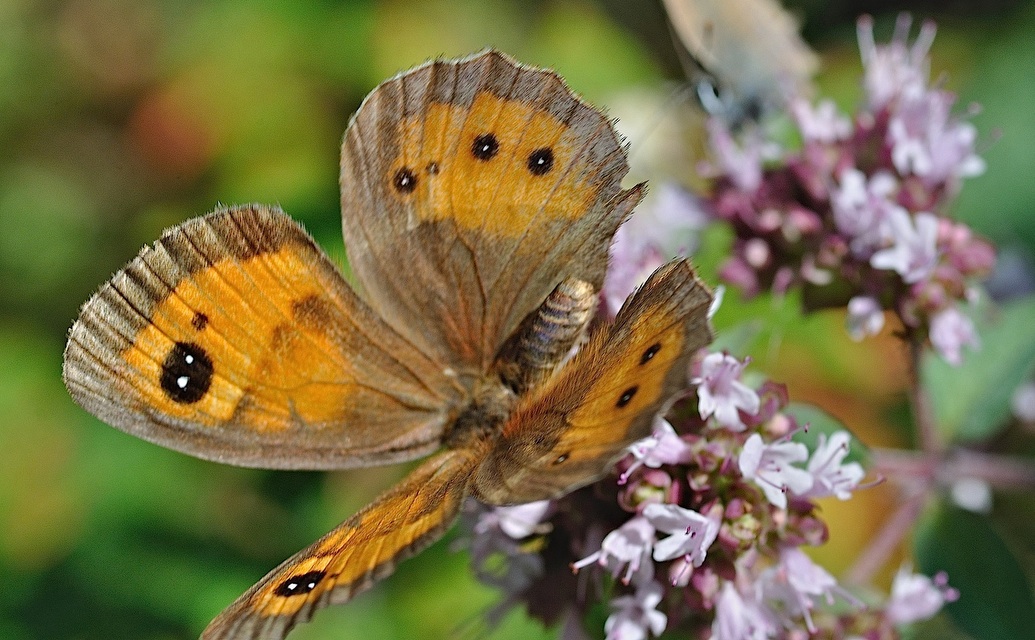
[640,343,661,365]
[472,134,499,161]
[553,453,570,465]
[191,312,209,331]
[274,570,327,598]
[160,342,213,404]
[527,148,554,175]
[393,167,417,193]
[426,161,440,175]
[616,386,638,408]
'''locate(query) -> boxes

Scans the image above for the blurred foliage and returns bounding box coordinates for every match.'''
[924,297,1035,443]
[1,0,1033,638]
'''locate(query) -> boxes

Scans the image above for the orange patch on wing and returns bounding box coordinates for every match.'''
[391,92,597,237]
[568,308,686,434]
[120,246,361,431]
[250,450,474,617]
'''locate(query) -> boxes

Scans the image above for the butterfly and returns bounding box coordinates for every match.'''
[661,0,817,123]
[62,50,714,639]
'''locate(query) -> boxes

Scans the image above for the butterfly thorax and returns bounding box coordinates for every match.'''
[442,277,597,452]
[442,379,515,451]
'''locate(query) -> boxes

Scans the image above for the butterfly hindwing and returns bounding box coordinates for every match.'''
[474,259,714,504]
[201,448,481,640]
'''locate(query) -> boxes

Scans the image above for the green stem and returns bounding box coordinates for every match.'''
[907,334,943,455]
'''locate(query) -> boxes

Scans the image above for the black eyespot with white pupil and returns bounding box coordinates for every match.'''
[616,386,638,408]
[527,148,554,175]
[160,342,213,404]
[393,167,417,193]
[472,134,499,160]
[274,570,326,597]
[640,343,661,365]
[553,452,570,465]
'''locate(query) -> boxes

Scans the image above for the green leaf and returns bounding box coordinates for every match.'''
[924,296,1035,443]
[901,613,976,640]
[914,503,1035,640]
[785,402,870,466]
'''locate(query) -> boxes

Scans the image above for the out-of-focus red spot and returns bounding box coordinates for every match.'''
[129,87,217,181]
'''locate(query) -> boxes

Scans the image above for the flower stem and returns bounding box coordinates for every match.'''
[951,449,1035,489]
[843,487,928,586]
[907,335,943,455]
[844,333,942,586]
[872,447,1035,489]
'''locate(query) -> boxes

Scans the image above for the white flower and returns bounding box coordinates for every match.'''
[739,434,813,509]
[712,581,777,640]
[831,168,900,256]
[693,352,761,431]
[643,503,719,567]
[1011,381,1035,422]
[490,500,552,539]
[622,418,693,483]
[870,210,939,283]
[604,581,668,640]
[467,501,545,596]
[708,284,725,320]
[929,306,979,366]
[886,566,958,625]
[791,98,851,144]
[803,431,865,500]
[888,89,985,186]
[846,295,886,341]
[760,548,845,632]
[572,516,656,585]
[706,119,767,192]
[950,477,993,513]
[857,14,935,109]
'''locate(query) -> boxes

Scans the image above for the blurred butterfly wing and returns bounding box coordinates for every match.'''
[475,260,713,504]
[63,205,461,469]
[662,0,817,118]
[202,448,479,640]
[341,50,640,374]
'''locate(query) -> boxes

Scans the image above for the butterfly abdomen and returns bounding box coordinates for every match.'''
[495,277,597,395]
[444,277,599,451]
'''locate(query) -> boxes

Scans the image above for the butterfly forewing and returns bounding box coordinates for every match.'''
[63,204,462,469]
[341,50,641,373]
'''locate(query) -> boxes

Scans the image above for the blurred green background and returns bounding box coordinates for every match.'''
[2,0,1034,638]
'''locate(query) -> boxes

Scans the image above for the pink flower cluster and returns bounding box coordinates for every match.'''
[704,15,994,364]
[458,13,975,639]
[462,351,954,639]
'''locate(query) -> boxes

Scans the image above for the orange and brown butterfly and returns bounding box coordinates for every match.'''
[62,50,714,639]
